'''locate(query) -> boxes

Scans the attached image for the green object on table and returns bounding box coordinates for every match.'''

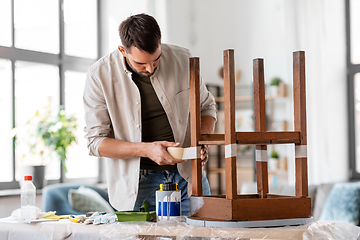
[139,201,150,212]
[115,211,156,222]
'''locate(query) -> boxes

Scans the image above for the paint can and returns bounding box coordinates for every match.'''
[155,182,181,221]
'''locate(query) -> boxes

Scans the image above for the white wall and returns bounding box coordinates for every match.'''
[164,0,293,86]
[288,1,348,184]
[100,0,168,56]
[101,0,348,185]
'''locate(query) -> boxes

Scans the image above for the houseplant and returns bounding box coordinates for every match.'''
[268,77,283,96]
[269,149,279,170]
[13,105,78,187]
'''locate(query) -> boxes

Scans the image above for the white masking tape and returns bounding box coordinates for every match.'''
[182,146,201,160]
[295,145,307,158]
[225,144,237,158]
[256,150,268,162]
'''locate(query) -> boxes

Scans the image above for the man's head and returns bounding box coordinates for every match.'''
[118,13,161,54]
[118,13,162,77]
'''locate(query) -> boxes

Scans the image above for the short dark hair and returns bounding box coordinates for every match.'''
[118,13,161,54]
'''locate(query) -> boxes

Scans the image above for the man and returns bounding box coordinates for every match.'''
[83,13,217,216]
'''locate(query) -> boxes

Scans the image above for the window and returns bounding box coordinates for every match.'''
[0,0,100,190]
[64,0,98,59]
[14,61,60,180]
[14,0,59,54]
[64,71,98,179]
[349,0,360,64]
[0,1,12,47]
[347,0,360,179]
[0,59,13,182]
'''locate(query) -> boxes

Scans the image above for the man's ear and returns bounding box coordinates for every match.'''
[118,46,127,57]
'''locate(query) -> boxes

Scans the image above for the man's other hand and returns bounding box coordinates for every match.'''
[200,145,209,166]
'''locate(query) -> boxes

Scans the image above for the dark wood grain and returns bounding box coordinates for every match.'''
[223,49,237,199]
[189,57,202,196]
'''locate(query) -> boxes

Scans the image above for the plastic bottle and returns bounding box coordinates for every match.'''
[21,175,37,221]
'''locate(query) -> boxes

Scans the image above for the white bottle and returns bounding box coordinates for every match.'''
[21,175,37,221]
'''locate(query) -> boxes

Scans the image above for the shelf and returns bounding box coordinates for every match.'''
[268,169,288,175]
[209,168,287,175]
[209,167,254,174]
[205,82,289,194]
[215,95,283,102]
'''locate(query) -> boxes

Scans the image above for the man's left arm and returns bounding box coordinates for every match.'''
[199,79,218,166]
[201,115,216,135]
[200,115,216,166]
[199,78,217,122]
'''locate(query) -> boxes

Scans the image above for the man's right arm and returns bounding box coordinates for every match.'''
[84,71,183,166]
[98,138,183,165]
[98,138,145,159]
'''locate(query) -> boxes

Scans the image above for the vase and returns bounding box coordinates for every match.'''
[268,158,279,170]
[268,86,279,96]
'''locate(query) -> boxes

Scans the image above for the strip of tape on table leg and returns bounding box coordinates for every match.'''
[225,144,237,158]
[295,145,307,158]
[183,146,201,160]
[256,149,268,162]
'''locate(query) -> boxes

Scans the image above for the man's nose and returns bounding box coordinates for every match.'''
[145,63,154,74]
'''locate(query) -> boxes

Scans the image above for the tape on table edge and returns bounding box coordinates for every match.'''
[182,146,201,160]
[256,149,268,162]
[295,145,307,158]
[225,144,237,158]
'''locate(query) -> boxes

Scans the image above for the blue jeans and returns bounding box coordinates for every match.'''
[133,168,210,216]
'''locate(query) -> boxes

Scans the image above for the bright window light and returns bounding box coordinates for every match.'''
[0,0,12,47]
[14,61,60,180]
[64,71,98,178]
[14,0,59,54]
[0,59,13,182]
[64,0,98,59]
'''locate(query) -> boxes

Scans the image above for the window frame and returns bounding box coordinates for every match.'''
[0,0,102,190]
[346,0,360,179]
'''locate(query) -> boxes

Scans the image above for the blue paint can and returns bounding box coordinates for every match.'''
[155,182,181,221]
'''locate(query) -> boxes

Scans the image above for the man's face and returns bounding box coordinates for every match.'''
[118,45,161,77]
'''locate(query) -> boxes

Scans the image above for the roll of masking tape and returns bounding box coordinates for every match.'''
[167,146,201,160]
[167,147,185,159]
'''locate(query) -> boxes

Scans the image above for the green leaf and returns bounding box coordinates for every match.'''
[16,105,78,171]
[270,77,282,86]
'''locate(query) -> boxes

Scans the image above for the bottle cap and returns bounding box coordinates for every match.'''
[160,182,178,191]
[24,176,32,181]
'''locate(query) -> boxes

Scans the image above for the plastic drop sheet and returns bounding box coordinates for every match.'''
[1,217,360,239]
[303,221,360,240]
[100,219,360,240]
[101,218,305,240]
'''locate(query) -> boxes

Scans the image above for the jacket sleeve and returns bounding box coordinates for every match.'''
[199,76,218,121]
[83,70,111,157]
[186,47,217,121]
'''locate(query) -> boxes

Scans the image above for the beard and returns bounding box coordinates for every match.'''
[125,58,156,77]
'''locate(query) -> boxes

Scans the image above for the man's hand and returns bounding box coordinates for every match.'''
[200,115,216,167]
[200,145,209,166]
[145,141,185,165]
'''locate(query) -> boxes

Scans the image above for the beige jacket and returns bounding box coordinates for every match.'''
[83,44,217,211]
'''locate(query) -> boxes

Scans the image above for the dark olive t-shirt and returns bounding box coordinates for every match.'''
[129,64,176,170]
